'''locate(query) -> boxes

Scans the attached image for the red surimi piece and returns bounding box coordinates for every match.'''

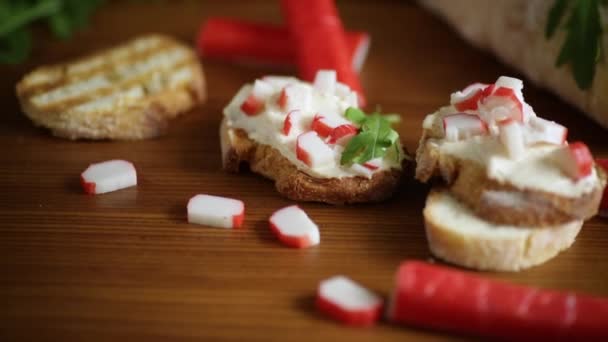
[280,0,366,107]
[597,159,608,217]
[387,261,608,340]
[197,18,370,73]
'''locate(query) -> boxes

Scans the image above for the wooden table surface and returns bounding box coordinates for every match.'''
[1,1,607,341]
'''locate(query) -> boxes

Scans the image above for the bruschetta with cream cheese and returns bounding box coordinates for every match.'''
[221,70,408,204]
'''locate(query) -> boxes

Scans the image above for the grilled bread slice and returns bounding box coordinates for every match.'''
[16,34,206,140]
[416,108,606,227]
[220,118,404,204]
[424,190,583,272]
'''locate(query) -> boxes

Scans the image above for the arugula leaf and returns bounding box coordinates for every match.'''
[340,108,401,165]
[546,0,605,90]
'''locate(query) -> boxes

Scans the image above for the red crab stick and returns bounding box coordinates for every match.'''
[280,0,366,107]
[388,261,608,340]
[198,18,370,73]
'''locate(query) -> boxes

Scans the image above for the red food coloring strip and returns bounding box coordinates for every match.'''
[80,176,96,194]
[311,115,335,138]
[280,0,366,107]
[197,17,370,72]
[241,94,264,116]
[454,88,484,111]
[328,124,358,144]
[388,261,608,340]
[481,84,495,98]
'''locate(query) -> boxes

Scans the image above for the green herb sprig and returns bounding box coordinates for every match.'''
[0,0,104,64]
[340,107,401,166]
[546,0,606,90]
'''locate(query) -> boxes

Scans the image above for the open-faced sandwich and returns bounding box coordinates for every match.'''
[416,76,607,271]
[221,70,407,204]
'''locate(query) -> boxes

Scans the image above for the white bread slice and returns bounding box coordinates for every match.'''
[424,190,583,272]
[16,34,206,140]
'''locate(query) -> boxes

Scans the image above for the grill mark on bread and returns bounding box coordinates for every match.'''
[18,36,179,98]
[34,54,196,112]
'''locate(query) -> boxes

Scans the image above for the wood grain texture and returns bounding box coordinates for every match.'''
[1,1,607,341]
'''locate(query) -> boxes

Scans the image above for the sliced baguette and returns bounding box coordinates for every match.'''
[416,115,606,226]
[16,34,206,140]
[424,190,583,272]
[220,118,404,204]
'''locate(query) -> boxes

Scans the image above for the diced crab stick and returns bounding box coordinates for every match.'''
[187,194,245,228]
[554,142,594,180]
[316,275,383,326]
[240,80,274,116]
[296,131,335,168]
[312,114,350,138]
[450,83,487,111]
[525,116,568,145]
[479,86,524,124]
[494,76,524,102]
[596,159,608,217]
[498,118,525,159]
[328,124,358,145]
[314,70,337,94]
[197,18,371,73]
[278,84,312,112]
[283,109,304,136]
[280,0,367,107]
[442,113,488,141]
[269,205,320,248]
[363,158,382,170]
[80,159,137,195]
[387,261,608,340]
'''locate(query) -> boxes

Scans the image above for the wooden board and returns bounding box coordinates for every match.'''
[1,1,607,341]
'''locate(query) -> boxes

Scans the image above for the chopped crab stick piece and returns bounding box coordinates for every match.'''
[442,113,488,141]
[328,124,358,144]
[283,109,305,136]
[479,86,524,123]
[387,261,608,341]
[526,116,568,145]
[197,18,371,73]
[240,79,274,116]
[187,194,244,228]
[554,142,594,180]
[296,131,335,168]
[313,70,337,94]
[316,276,383,326]
[450,83,487,111]
[269,205,320,248]
[280,0,366,107]
[278,84,312,112]
[311,114,350,138]
[597,159,608,217]
[498,118,525,159]
[80,159,137,195]
[363,158,382,170]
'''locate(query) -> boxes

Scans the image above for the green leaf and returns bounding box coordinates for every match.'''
[340,109,401,165]
[546,0,569,38]
[0,28,32,64]
[548,0,605,90]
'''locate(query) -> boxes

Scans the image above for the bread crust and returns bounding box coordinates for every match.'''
[16,34,206,140]
[424,190,583,272]
[220,118,404,204]
[416,125,606,227]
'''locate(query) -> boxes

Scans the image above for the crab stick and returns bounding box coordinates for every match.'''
[279,0,366,107]
[387,261,608,340]
[197,18,370,73]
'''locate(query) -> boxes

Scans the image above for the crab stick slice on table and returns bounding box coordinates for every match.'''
[197,18,370,73]
[80,159,137,195]
[187,194,245,228]
[316,275,384,326]
[387,261,608,340]
[280,0,366,107]
[269,205,320,248]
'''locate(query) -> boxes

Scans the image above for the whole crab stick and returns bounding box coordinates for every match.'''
[197,18,370,73]
[388,261,608,340]
[279,0,366,107]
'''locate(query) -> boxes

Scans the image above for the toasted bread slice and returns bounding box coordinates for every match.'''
[220,118,404,204]
[16,34,206,140]
[416,112,606,227]
[424,190,583,272]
